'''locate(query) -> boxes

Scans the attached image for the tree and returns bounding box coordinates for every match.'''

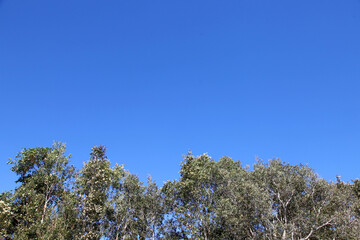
[7,142,74,239]
[104,170,149,240]
[251,159,360,239]
[213,156,269,239]
[162,153,220,240]
[0,192,14,239]
[2,143,360,239]
[143,176,164,240]
[75,145,113,240]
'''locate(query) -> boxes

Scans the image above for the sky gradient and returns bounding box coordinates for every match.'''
[1,0,359,192]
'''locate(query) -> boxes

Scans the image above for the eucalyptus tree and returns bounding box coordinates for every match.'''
[162,153,221,240]
[104,169,143,240]
[251,159,360,239]
[75,145,114,240]
[142,176,164,240]
[213,157,270,239]
[322,177,360,239]
[120,173,146,239]
[0,192,14,239]
[104,170,163,240]
[7,142,74,239]
[103,163,125,240]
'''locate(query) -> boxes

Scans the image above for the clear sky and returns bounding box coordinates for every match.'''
[1,0,359,192]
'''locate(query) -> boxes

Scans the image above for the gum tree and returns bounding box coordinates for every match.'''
[7,142,74,239]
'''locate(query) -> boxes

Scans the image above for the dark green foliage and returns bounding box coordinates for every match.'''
[2,143,359,239]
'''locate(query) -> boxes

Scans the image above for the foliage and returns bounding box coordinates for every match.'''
[5,142,74,239]
[1,143,359,239]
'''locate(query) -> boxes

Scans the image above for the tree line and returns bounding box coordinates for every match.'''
[1,142,359,239]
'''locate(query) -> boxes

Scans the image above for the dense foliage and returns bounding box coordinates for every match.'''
[1,142,359,239]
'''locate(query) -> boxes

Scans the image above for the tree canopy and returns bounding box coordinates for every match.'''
[1,142,359,239]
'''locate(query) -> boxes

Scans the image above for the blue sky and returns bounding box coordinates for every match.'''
[1,0,359,192]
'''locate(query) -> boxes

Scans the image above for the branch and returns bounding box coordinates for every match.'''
[302,217,335,240]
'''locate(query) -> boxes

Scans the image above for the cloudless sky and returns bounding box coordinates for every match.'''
[1,0,359,192]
